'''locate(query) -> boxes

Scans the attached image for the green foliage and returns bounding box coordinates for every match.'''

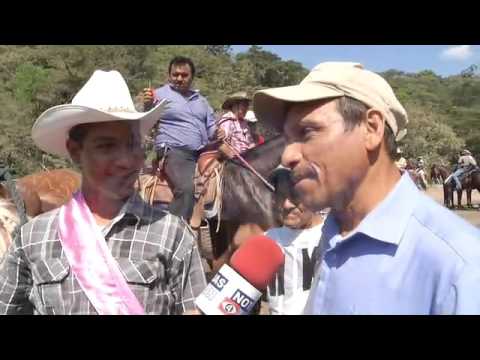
[0,45,478,177]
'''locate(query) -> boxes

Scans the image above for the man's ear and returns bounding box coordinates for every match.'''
[363,109,385,151]
[66,138,81,165]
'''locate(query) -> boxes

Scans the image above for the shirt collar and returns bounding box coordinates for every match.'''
[122,192,147,221]
[323,173,419,248]
[167,83,199,100]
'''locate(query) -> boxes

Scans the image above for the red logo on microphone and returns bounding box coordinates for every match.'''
[219,298,240,315]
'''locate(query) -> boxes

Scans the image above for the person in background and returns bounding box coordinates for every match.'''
[245,110,265,145]
[266,166,324,315]
[143,56,223,220]
[217,91,256,159]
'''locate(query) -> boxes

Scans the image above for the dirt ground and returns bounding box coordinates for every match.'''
[425,184,480,227]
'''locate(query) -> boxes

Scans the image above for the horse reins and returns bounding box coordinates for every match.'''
[223,140,276,192]
[216,117,276,192]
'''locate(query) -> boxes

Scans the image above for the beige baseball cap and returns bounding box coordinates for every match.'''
[253,62,409,141]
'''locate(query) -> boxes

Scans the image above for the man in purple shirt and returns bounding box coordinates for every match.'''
[144,57,221,220]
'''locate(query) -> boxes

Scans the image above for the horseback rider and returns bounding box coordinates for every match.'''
[447,149,477,190]
[394,148,407,171]
[142,56,225,220]
[217,91,257,159]
[416,158,428,190]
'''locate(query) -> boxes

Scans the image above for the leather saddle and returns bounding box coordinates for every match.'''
[136,150,223,225]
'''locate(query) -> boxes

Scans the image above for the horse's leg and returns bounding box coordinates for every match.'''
[467,188,472,208]
[457,189,463,209]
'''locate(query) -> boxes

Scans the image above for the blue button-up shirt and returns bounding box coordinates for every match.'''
[304,173,480,315]
[153,84,217,152]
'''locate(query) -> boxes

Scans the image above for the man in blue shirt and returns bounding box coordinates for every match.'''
[253,62,480,314]
[144,57,220,220]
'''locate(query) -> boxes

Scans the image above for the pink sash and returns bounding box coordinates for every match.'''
[58,191,145,315]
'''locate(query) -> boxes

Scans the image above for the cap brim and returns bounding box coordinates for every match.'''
[32,99,168,158]
[253,83,343,130]
[222,97,251,110]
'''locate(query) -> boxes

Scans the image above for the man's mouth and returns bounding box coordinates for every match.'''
[291,164,319,186]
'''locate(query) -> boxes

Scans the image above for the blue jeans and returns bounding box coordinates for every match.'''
[163,147,199,220]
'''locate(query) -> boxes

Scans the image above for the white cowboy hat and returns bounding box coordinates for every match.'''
[31,70,168,158]
[245,110,258,123]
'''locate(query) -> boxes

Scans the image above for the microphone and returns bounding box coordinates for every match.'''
[195,235,285,315]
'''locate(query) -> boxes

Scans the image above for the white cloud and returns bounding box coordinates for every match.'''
[441,45,474,61]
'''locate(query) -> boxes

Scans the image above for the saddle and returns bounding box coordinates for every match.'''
[136,150,224,227]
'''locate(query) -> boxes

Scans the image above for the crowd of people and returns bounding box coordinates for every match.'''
[0,56,480,315]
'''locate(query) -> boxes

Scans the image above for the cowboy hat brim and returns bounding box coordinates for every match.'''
[222,96,251,110]
[32,99,168,158]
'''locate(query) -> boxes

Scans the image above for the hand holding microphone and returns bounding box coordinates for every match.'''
[195,235,285,315]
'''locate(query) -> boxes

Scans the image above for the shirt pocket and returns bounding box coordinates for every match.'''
[116,259,164,311]
[31,258,70,315]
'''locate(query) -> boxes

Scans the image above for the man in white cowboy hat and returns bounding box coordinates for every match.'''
[254,61,480,314]
[0,70,207,315]
[217,91,256,159]
[143,56,221,221]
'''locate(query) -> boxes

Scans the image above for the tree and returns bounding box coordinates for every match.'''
[205,45,232,56]
[401,103,465,167]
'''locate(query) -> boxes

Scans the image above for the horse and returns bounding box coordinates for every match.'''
[0,168,81,218]
[430,164,449,185]
[208,136,286,269]
[136,136,287,273]
[0,199,20,259]
[444,168,480,209]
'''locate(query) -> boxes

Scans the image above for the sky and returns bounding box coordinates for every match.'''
[231,45,480,77]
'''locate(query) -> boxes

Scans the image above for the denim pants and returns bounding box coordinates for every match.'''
[162,147,198,220]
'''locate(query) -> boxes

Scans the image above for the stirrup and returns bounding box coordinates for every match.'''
[198,219,214,261]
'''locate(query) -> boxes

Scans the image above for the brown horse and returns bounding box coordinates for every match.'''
[430,164,449,185]
[0,168,81,218]
[444,168,480,209]
[136,136,287,273]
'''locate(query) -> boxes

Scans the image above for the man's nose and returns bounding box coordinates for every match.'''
[115,145,143,168]
[281,142,302,170]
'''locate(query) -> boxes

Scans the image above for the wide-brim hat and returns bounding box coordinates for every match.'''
[462,149,471,155]
[31,70,168,158]
[253,62,409,142]
[222,91,251,110]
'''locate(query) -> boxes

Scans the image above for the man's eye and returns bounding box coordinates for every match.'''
[98,144,114,149]
[302,127,315,136]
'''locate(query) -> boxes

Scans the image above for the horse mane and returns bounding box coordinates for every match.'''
[221,135,286,227]
[228,135,286,177]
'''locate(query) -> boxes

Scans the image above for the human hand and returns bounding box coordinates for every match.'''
[143,88,155,106]
[216,127,227,142]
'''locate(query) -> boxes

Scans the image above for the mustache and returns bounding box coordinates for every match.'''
[290,164,318,184]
